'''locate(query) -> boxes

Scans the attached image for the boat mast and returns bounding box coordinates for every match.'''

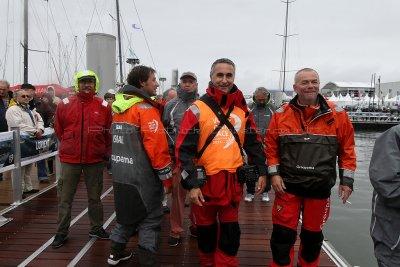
[23,0,28,83]
[115,0,123,84]
[278,0,296,92]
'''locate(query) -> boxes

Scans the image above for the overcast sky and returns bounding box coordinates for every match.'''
[1,0,399,95]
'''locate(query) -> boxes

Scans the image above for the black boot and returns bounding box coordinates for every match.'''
[107,241,132,265]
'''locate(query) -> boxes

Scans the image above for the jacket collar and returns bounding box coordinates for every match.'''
[112,84,162,114]
[205,83,248,115]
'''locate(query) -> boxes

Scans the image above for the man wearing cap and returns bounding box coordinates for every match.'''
[176,59,267,266]
[51,70,112,248]
[163,71,199,247]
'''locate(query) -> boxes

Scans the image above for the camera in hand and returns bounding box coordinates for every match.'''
[196,166,207,187]
[237,164,259,184]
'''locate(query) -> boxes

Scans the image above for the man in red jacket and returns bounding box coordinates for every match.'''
[51,70,112,248]
[266,68,356,267]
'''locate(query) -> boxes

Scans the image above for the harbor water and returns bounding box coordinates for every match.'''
[324,131,383,267]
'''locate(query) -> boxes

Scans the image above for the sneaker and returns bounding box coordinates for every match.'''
[168,236,181,247]
[107,250,132,265]
[51,234,68,248]
[244,193,254,202]
[89,228,110,239]
[261,192,270,202]
[189,225,197,238]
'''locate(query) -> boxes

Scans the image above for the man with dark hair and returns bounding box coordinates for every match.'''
[52,70,112,248]
[244,86,275,203]
[266,68,356,266]
[163,71,198,247]
[126,65,156,90]
[176,59,267,266]
[108,65,173,266]
[21,83,38,111]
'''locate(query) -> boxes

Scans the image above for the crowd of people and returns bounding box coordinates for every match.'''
[1,58,399,267]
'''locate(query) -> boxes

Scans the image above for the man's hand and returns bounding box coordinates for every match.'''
[338,185,352,204]
[255,175,266,196]
[189,188,205,206]
[271,175,286,194]
[35,129,43,139]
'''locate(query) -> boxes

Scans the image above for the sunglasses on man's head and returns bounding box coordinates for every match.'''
[20,95,32,99]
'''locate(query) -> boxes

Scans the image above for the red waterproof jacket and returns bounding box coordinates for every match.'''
[265,94,356,198]
[176,85,266,206]
[54,94,112,164]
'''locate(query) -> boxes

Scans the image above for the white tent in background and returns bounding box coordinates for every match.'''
[343,93,356,107]
[328,94,338,102]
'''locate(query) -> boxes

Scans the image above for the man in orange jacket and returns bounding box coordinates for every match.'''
[107,65,173,266]
[266,68,356,267]
[176,58,267,266]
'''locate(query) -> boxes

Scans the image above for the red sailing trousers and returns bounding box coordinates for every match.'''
[271,192,330,267]
[192,203,239,267]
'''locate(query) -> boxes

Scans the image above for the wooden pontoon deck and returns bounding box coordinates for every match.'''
[0,173,338,266]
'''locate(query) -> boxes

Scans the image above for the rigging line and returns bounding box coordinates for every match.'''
[11,0,15,83]
[47,1,60,35]
[45,0,51,83]
[131,0,157,71]
[120,14,136,60]
[59,43,75,84]
[2,0,10,79]
[49,52,61,84]
[77,0,98,70]
[59,0,76,38]
[92,0,104,32]
[29,0,61,83]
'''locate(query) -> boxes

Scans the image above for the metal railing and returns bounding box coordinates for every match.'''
[0,127,60,227]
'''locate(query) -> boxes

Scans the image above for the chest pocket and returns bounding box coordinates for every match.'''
[279,134,338,179]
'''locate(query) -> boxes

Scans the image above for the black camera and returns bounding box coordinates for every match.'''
[237,164,259,184]
[195,166,207,187]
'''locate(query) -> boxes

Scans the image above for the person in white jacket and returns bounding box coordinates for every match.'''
[6,89,44,195]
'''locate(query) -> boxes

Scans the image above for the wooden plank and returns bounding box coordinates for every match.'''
[0,172,338,266]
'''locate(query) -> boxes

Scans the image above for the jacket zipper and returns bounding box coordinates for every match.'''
[80,102,84,163]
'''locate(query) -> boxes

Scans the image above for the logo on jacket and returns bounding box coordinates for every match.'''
[212,113,242,149]
[296,165,315,170]
[148,119,159,133]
